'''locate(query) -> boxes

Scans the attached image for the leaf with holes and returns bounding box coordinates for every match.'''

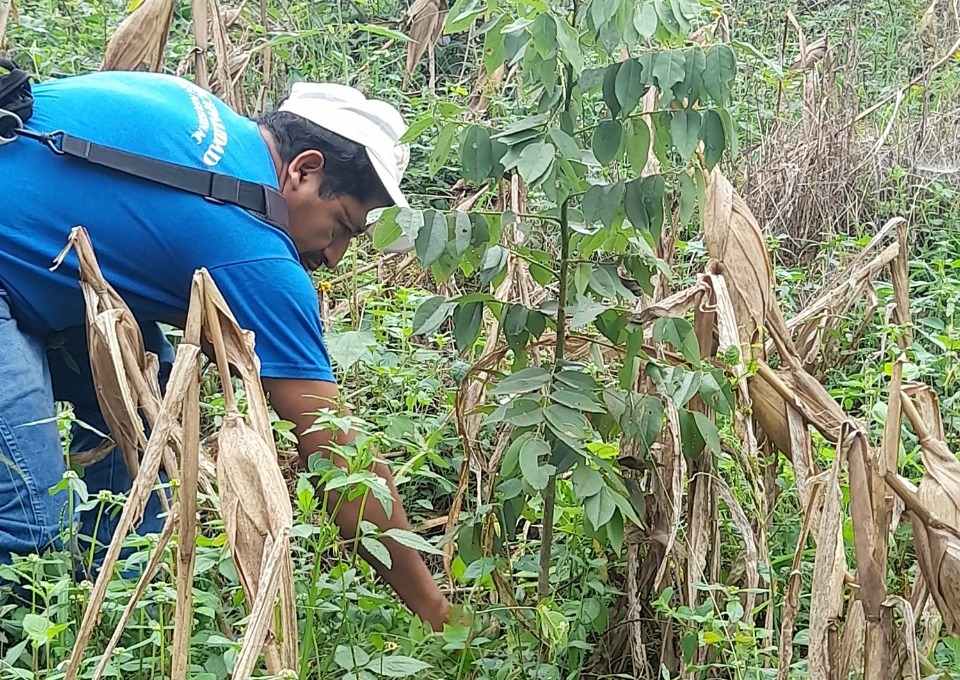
[652,49,685,104]
[519,436,555,490]
[453,212,472,255]
[551,388,606,413]
[544,403,591,443]
[653,316,701,365]
[460,125,493,184]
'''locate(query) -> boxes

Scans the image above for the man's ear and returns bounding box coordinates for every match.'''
[288,150,326,190]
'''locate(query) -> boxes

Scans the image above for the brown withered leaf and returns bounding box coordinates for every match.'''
[101,0,174,72]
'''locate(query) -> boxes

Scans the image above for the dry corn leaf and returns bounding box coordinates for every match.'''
[101,0,174,72]
[403,0,447,86]
[65,341,200,680]
[808,433,847,680]
[838,598,865,679]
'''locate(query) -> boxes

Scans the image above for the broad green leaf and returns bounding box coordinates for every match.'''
[490,366,550,396]
[651,49,685,104]
[479,245,509,286]
[625,394,664,454]
[519,436,555,490]
[595,308,629,343]
[453,302,483,353]
[703,44,737,105]
[624,118,651,173]
[482,17,507,73]
[679,47,706,107]
[602,63,622,117]
[503,303,529,337]
[554,17,584,73]
[678,171,696,224]
[429,123,457,176]
[653,316,701,365]
[700,109,725,170]
[326,330,377,370]
[463,556,497,579]
[412,296,453,335]
[678,408,706,459]
[444,0,484,34]
[624,178,648,232]
[544,403,591,442]
[572,465,604,497]
[361,536,393,569]
[694,411,721,455]
[599,181,624,229]
[382,529,444,555]
[335,645,372,670]
[634,2,658,39]
[365,655,434,678]
[531,13,557,59]
[670,108,702,161]
[470,213,490,247]
[505,398,545,427]
[589,0,620,33]
[556,369,599,391]
[584,488,616,530]
[516,142,555,184]
[592,120,623,166]
[653,0,681,37]
[453,212,472,255]
[548,128,581,161]
[582,184,605,225]
[415,210,447,266]
[579,67,606,92]
[527,310,547,338]
[371,207,403,250]
[551,388,605,413]
[720,108,739,158]
[399,115,436,144]
[614,59,645,117]
[569,295,609,329]
[667,0,691,33]
[460,125,493,183]
[641,174,666,240]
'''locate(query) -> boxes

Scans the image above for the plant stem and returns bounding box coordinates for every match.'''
[537,198,571,601]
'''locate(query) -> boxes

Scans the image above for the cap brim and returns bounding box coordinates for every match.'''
[366,153,414,254]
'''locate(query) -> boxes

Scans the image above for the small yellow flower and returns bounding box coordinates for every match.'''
[320,280,332,293]
[954,50,960,60]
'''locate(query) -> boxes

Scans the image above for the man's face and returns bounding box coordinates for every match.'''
[279,151,390,270]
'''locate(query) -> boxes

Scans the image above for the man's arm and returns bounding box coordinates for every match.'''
[262,377,451,631]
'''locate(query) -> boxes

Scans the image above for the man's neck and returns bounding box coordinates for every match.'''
[258,125,284,181]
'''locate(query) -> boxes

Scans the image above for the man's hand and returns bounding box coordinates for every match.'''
[262,377,451,631]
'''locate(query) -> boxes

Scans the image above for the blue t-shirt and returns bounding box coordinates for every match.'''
[0,71,335,384]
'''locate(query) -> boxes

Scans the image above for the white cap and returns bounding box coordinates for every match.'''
[278,82,412,212]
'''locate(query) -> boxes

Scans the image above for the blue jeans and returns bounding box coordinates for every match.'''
[0,286,169,567]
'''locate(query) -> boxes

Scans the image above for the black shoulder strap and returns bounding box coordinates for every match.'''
[0,58,289,231]
[55,133,290,230]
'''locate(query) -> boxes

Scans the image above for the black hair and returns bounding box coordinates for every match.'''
[255,110,386,203]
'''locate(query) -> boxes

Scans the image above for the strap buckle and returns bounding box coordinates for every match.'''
[0,108,22,146]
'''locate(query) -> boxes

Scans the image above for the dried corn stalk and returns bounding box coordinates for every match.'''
[59,228,296,678]
[403,0,448,92]
[101,0,174,72]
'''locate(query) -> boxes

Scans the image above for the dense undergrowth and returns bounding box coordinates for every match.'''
[2,0,960,678]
